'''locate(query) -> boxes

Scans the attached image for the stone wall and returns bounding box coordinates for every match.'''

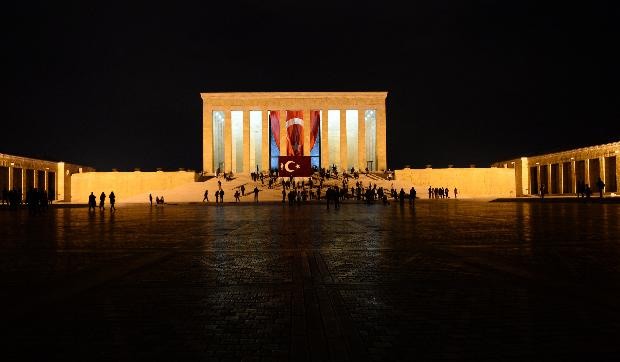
[394,168,516,197]
[71,171,197,203]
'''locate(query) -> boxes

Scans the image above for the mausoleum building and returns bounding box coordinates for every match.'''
[201,92,388,174]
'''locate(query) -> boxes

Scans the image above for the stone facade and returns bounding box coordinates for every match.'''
[493,141,620,196]
[0,153,93,202]
[394,168,516,197]
[201,92,388,174]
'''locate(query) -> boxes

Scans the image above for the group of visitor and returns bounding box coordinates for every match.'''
[148,193,165,206]
[89,191,116,211]
[2,187,52,211]
[428,186,457,199]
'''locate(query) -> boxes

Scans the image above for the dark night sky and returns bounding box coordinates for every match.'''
[3,1,619,170]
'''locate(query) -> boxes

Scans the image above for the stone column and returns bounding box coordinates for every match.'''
[44,170,48,192]
[547,164,552,194]
[57,162,65,201]
[261,110,269,172]
[571,159,576,193]
[520,157,528,196]
[584,159,590,187]
[243,110,250,174]
[376,105,387,171]
[224,110,232,173]
[536,165,541,194]
[303,110,311,156]
[339,109,347,171]
[8,166,13,190]
[321,109,329,168]
[357,109,366,171]
[203,103,213,174]
[599,156,606,192]
[21,168,26,201]
[280,110,287,157]
[558,163,564,194]
[33,170,38,191]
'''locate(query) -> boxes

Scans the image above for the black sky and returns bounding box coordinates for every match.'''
[3,1,619,170]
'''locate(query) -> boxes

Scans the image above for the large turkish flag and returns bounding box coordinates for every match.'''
[278,156,312,177]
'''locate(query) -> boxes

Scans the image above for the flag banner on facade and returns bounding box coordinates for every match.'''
[278,156,312,177]
[286,110,303,156]
[269,111,280,152]
[309,110,320,151]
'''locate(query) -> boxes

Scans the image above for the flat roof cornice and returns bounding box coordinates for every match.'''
[200,92,388,100]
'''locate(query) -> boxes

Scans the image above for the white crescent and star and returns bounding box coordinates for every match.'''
[282,160,302,173]
[284,160,295,172]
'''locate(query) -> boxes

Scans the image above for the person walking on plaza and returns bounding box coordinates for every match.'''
[234,190,240,202]
[99,192,106,210]
[409,187,416,204]
[149,193,153,206]
[241,184,245,196]
[428,186,432,199]
[203,189,209,202]
[253,187,259,203]
[399,188,405,205]
[219,189,224,203]
[596,177,605,198]
[540,184,546,200]
[109,191,116,211]
[454,187,458,199]
[88,192,96,211]
[215,190,219,203]
[282,188,286,203]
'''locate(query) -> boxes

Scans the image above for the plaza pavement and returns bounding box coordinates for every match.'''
[1,201,620,361]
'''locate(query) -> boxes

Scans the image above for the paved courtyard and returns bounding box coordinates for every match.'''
[1,201,620,361]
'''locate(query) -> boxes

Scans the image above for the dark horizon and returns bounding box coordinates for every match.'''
[4,1,618,171]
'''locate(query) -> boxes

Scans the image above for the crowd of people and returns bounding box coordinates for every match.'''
[1,188,51,212]
[427,186,457,199]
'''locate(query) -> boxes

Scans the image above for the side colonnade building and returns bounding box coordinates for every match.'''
[201,92,388,174]
[0,153,93,202]
[493,140,619,196]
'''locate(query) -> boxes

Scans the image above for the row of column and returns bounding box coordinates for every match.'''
[2,167,51,200]
[203,107,386,174]
[534,156,618,194]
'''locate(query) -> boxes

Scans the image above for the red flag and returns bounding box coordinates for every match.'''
[309,110,320,151]
[269,111,280,151]
[278,156,312,177]
[286,110,304,156]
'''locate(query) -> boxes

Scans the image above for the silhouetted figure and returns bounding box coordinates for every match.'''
[409,187,416,203]
[445,187,449,198]
[585,184,591,199]
[149,193,153,206]
[215,190,219,203]
[282,189,286,203]
[155,196,160,205]
[88,192,96,211]
[596,177,605,198]
[428,186,432,199]
[241,185,245,196]
[203,190,209,202]
[454,187,458,199]
[99,192,106,210]
[219,189,224,203]
[253,187,259,202]
[109,191,116,211]
[234,190,240,202]
[540,184,546,200]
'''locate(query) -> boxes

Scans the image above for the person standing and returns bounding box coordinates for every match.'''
[109,191,116,211]
[454,187,458,199]
[219,189,224,203]
[215,190,219,203]
[99,192,106,210]
[253,187,259,203]
[149,193,153,206]
[399,188,405,204]
[88,192,96,211]
[596,177,605,198]
[241,185,245,196]
[428,186,432,199]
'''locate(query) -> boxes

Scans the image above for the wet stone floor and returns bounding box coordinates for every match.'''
[1,201,620,361]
